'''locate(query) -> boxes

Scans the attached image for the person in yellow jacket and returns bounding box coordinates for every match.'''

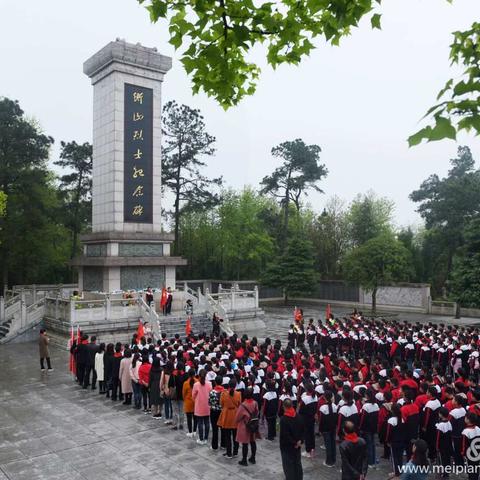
[182,369,198,437]
[218,379,242,458]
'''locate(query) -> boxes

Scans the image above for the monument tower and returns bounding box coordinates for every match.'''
[73,39,186,292]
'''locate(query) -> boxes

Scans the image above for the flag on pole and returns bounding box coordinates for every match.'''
[137,319,145,340]
[294,307,302,323]
[68,325,75,374]
[326,304,331,320]
[185,316,192,337]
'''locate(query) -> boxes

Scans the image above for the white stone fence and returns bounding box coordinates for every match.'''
[175,282,259,312]
[44,296,146,324]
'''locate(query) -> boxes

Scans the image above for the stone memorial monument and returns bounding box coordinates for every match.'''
[73,39,186,292]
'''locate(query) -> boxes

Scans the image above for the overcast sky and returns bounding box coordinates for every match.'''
[1,0,479,227]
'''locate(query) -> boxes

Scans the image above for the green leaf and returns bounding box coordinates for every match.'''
[436,79,453,100]
[428,116,457,142]
[407,127,432,147]
[371,13,381,30]
[169,32,183,49]
[453,80,480,97]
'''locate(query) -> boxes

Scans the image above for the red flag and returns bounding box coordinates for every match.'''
[137,319,145,340]
[185,316,192,337]
[160,287,167,308]
[76,325,81,343]
[294,307,302,323]
[68,325,77,375]
[326,304,332,320]
[68,325,74,373]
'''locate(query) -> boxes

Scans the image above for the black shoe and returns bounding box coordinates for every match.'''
[238,460,248,466]
[248,458,256,465]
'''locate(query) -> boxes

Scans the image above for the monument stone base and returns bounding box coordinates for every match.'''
[73,231,186,292]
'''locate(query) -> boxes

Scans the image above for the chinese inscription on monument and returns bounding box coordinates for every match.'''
[124,84,153,223]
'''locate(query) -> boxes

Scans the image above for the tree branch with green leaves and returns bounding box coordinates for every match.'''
[409,22,480,146]
[138,0,382,108]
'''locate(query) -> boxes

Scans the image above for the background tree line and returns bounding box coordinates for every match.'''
[1,96,480,308]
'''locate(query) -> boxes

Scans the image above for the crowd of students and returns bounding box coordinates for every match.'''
[70,310,480,479]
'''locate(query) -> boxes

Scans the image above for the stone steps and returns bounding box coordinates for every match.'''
[0,319,12,339]
[158,314,211,339]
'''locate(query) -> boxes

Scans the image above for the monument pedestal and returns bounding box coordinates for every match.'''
[72,40,186,292]
[73,231,186,291]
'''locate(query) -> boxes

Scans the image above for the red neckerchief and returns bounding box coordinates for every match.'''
[284,407,296,417]
[344,432,359,443]
[214,385,224,392]
[114,352,122,358]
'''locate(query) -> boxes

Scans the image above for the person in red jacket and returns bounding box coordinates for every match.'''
[401,389,420,459]
[377,391,393,460]
[138,354,152,413]
[421,386,442,461]
[414,382,429,411]
[400,371,419,393]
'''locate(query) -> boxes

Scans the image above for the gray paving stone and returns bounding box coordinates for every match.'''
[0,447,25,465]
[0,458,35,478]
[15,439,51,458]
[2,311,462,480]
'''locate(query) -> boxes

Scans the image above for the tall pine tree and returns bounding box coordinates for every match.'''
[262,232,317,303]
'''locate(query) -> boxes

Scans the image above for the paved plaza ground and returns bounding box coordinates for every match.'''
[0,305,477,480]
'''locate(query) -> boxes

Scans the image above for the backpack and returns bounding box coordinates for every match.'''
[208,390,222,411]
[242,404,259,434]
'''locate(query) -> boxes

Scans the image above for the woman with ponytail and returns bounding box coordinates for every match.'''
[192,369,212,444]
[183,368,197,437]
[218,378,241,458]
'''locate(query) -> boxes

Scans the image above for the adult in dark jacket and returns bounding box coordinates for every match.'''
[171,363,188,429]
[149,357,163,418]
[104,343,114,398]
[75,335,89,386]
[279,399,304,480]
[111,343,123,401]
[83,336,99,389]
[339,421,368,480]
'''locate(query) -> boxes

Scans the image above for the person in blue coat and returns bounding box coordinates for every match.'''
[400,439,429,480]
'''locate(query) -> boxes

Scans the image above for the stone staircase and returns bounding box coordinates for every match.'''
[0,295,47,344]
[0,318,13,340]
[158,313,212,339]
